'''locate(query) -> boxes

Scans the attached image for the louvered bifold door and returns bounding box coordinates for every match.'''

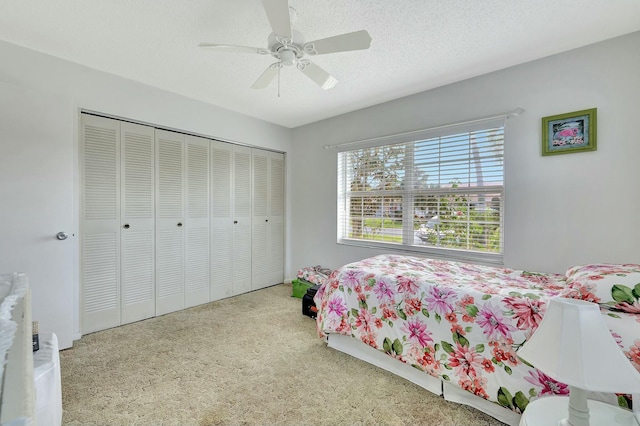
[155,129,185,315]
[121,122,155,324]
[251,149,270,290]
[268,152,285,285]
[232,145,253,295]
[80,114,121,333]
[210,141,233,301]
[184,135,210,308]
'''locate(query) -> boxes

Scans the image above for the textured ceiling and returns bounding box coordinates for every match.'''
[1,0,639,128]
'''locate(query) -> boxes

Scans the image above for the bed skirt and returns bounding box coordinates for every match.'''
[326,334,521,426]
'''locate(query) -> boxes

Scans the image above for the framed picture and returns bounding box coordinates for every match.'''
[542,108,597,156]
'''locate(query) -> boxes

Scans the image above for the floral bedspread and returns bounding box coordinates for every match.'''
[315,254,640,414]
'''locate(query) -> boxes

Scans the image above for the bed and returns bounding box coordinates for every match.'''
[314,254,640,425]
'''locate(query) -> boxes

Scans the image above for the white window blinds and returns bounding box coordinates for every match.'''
[337,118,505,263]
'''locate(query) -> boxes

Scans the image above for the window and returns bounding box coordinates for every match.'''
[337,118,505,264]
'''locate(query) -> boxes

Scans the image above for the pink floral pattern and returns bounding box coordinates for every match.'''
[524,370,569,396]
[560,263,640,313]
[315,255,640,414]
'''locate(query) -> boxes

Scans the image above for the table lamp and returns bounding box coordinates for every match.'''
[517,297,640,426]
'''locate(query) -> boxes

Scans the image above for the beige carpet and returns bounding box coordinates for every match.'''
[60,283,507,425]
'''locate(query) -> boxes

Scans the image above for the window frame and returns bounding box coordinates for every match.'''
[336,118,506,265]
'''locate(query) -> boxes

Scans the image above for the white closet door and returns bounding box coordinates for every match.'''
[121,122,155,324]
[269,152,285,285]
[210,141,233,301]
[233,145,252,295]
[155,129,185,315]
[80,114,121,333]
[184,135,210,308]
[251,149,270,290]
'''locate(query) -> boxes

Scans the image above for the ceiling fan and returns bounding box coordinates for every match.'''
[198,0,372,91]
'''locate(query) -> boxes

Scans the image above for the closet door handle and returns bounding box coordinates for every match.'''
[177,222,183,228]
[123,224,130,229]
[234,220,238,224]
[265,219,268,222]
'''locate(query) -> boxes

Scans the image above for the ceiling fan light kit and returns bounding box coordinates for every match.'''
[199,0,371,92]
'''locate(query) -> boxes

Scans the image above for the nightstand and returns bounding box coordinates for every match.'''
[520,396,638,426]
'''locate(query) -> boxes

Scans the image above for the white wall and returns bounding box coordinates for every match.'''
[290,31,640,276]
[1,82,76,348]
[0,40,292,348]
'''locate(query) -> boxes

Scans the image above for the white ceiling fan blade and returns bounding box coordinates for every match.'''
[297,60,338,90]
[198,43,269,55]
[261,0,292,39]
[303,30,372,55]
[251,63,281,89]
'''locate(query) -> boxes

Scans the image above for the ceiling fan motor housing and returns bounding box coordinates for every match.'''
[268,31,305,66]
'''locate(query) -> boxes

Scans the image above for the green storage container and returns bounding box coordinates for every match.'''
[292,278,314,298]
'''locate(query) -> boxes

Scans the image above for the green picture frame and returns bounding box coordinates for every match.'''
[542,108,597,156]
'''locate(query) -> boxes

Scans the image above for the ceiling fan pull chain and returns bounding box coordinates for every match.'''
[277,63,281,98]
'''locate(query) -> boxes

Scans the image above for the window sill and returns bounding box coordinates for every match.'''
[337,238,504,267]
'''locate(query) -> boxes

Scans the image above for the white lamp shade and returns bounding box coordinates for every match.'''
[517,297,640,394]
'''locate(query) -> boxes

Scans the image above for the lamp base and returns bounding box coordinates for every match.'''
[558,387,590,426]
[519,396,637,426]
